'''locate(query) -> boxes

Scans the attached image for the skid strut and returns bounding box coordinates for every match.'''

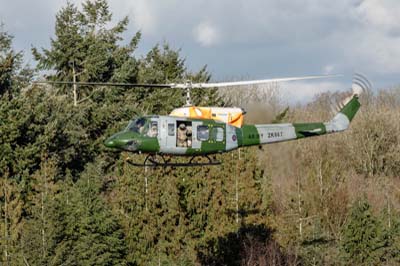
[126,154,221,167]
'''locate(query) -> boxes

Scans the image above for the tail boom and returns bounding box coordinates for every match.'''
[238,95,361,147]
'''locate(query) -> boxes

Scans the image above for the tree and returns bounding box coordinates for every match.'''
[32,0,140,106]
[0,25,31,97]
[0,27,15,96]
[137,43,221,114]
[50,163,127,266]
[340,199,388,265]
[0,172,25,266]
[19,157,59,265]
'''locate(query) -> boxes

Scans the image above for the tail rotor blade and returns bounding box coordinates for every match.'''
[352,73,372,96]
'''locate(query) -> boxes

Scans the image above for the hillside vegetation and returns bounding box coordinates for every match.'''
[1,1,400,265]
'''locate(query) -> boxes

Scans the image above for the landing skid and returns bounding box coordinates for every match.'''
[126,154,221,167]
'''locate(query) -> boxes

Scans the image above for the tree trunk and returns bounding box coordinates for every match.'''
[3,183,9,266]
[72,65,77,107]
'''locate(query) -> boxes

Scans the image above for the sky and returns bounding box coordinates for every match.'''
[1,0,400,103]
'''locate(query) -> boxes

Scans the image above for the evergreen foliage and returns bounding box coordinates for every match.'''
[0,25,32,97]
[1,1,400,265]
[50,164,127,266]
[32,0,140,103]
[340,199,388,265]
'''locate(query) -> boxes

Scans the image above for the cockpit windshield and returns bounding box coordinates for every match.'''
[125,117,149,135]
[125,117,159,137]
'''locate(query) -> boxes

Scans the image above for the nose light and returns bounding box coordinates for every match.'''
[104,139,115,148]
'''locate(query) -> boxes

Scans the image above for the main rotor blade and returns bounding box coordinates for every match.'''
[33,81,173,88]
[33,74,341,89]
[186,74,342,88]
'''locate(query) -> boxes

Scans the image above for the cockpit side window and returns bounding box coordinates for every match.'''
[126,118,148,134]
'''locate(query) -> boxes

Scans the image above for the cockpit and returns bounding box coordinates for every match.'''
[125,117,158,137]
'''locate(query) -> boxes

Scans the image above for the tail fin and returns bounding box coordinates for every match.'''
[325,73,371,132]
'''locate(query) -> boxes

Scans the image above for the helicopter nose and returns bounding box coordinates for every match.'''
[104,134,140,151]
[104,137,117,148]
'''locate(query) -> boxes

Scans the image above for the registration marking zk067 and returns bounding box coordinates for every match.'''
[267,132,283,138]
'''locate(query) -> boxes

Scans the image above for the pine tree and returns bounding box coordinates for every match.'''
[19,157,60,265]
[137,43,221,114]
[32,0,140,106]
[388,218,400,264]
[0,174,25,266]
[0,26,19,97]
[340,199,388,265]
[50,163,128,266]
[0,25,32,98]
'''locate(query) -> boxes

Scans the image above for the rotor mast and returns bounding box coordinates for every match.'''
[184,81,193,106]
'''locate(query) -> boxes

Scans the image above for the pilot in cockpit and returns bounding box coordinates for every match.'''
[148,122,158,137]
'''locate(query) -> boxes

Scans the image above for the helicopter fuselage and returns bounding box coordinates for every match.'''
[105,115,238,156]
[104,94,362,159]
[103,109,344,157]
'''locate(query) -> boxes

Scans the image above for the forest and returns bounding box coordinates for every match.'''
[1,0,400,265]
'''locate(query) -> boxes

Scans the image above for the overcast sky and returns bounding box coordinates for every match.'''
[1,0,400,102]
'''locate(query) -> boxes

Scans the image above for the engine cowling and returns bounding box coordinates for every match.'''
[170,106,246,127]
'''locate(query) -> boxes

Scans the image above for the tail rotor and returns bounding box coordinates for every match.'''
[352,72,372,96]
[331,73,372,113]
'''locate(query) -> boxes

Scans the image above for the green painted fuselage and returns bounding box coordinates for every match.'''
[104,96,361,156]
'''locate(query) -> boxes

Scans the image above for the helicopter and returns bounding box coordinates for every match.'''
[35,73,371,167]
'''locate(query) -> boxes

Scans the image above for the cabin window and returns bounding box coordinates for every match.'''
[168,123,175,136]
[211,127,224,142]
[197,125,209,141]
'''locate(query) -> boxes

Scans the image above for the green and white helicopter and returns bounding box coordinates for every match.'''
[100,73,369,167]
[36,73,370,167]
